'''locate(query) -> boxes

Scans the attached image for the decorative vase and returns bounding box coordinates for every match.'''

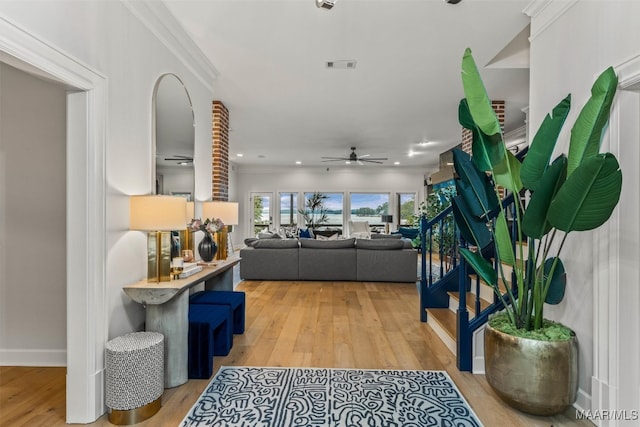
[484,322,578,416]
[198,232,217,262]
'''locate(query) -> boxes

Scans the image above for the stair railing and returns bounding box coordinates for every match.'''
[421,148,528,371]
[419,205,460,322]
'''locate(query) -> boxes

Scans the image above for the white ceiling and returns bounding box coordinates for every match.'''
[163,0,531,172]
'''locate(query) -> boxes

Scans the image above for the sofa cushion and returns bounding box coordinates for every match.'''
[300,237,355,249]
[252,239,299,249]
[371,233,402,240]
[356,238,407,250]
[244,237,258,247]
[257,231,282,239]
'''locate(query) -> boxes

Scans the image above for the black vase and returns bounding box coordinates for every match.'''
[198,232,217,262]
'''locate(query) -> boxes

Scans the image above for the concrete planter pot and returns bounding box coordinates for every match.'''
[484,323,579,416]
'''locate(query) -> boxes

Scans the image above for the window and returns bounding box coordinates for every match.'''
[397,193,416,225]
[302,192,343,227]
[349,193,390,225]
[279,192,298,226]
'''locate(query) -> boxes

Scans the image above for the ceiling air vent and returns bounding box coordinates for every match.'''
[316,0,337,10]
[326,60,357,69]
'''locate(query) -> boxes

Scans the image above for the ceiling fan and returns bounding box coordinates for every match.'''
[163,155,193,165]
[321,147,388,164]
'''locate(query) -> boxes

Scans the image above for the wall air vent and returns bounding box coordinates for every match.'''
[326,60,357,69]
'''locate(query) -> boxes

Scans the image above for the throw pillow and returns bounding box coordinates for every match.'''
[299,228,314,239]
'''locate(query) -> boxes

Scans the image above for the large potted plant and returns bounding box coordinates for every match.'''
[452,48,621,415]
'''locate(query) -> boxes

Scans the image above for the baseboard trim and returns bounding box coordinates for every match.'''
[573,387,592,414]
[0,349,66,366]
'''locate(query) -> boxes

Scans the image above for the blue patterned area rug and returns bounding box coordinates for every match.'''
[181,366,483,426]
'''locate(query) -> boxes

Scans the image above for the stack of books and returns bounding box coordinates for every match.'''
[179,262,202,279]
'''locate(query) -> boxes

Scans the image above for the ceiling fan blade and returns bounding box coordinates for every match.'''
[321,158,344,162]
[363,160,384,164]
[361,157,387,161]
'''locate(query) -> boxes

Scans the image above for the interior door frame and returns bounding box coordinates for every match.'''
[0,16,107,423]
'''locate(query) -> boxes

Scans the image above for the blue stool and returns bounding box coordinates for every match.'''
[190,291,246,334]
[188,305,233,379]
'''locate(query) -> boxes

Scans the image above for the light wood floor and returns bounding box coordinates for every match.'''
[1,280,591,426]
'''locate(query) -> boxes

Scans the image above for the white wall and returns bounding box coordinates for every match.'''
[0,2,216,419]
[527,0,640,417]
[0,63,67,365]
[234,164,427,245]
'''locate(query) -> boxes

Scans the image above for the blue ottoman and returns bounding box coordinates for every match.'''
[190,291,246,334]
[188,305,233,379]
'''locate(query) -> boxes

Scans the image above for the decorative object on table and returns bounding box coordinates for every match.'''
[129,195,187,282]
[171,257,184,280]
[181,367,482,426]
[381,214,393,234]
[178,262,202,279]
[182,249,194,263]
[452,48,620,415]
[105,331,164,425]
[190,215,224,262]
[202,201,239,260]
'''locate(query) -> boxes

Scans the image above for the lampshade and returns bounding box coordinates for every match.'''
[186,201,195,223]
[381,214,393,223]
[129,195,187,231]
[201,201,239,225]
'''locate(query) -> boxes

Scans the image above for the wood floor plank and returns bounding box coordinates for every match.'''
[0,280,591,426]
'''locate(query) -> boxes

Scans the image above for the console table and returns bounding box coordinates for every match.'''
[123,255,240,388]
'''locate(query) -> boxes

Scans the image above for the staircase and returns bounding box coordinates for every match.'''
[419,150,527,372]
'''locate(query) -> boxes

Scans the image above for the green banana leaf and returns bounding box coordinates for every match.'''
[521,95,571,191]
[452,196,492,249]
[522,155,568,239]
[459,247,497,287]
[458,99,504,171]
[456,180,487,220]
[453,148,499,217]
[493,150,523,194]
[548,153,622,232]
[494,211,515,267]
[543,257,566,305]
[567,67,618,176]
[461,48,503,139]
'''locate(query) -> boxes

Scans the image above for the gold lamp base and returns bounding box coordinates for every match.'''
[214,227,228,260]
[147,231,171,282]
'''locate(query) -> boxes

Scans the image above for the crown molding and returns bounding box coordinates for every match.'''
[524,0,580,42]
[122,0,218,91]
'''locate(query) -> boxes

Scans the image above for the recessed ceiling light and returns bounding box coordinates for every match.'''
[408,151,415,157]
[419,141,429,146]
[236,153,243,157]
[345,161,351,165]
[394,161,400,165]
[295,161,302,165]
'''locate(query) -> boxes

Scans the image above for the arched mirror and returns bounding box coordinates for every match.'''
[153,73,195,199]
[153,74,195,259]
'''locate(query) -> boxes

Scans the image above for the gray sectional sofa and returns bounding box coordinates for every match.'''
[239,237,417,282]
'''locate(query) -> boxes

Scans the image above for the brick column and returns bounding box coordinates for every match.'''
[212,101,229,202]
[461,100,505,155]
[462,101,505,198]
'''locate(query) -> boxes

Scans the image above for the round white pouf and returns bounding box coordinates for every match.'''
[105,332,164,424]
